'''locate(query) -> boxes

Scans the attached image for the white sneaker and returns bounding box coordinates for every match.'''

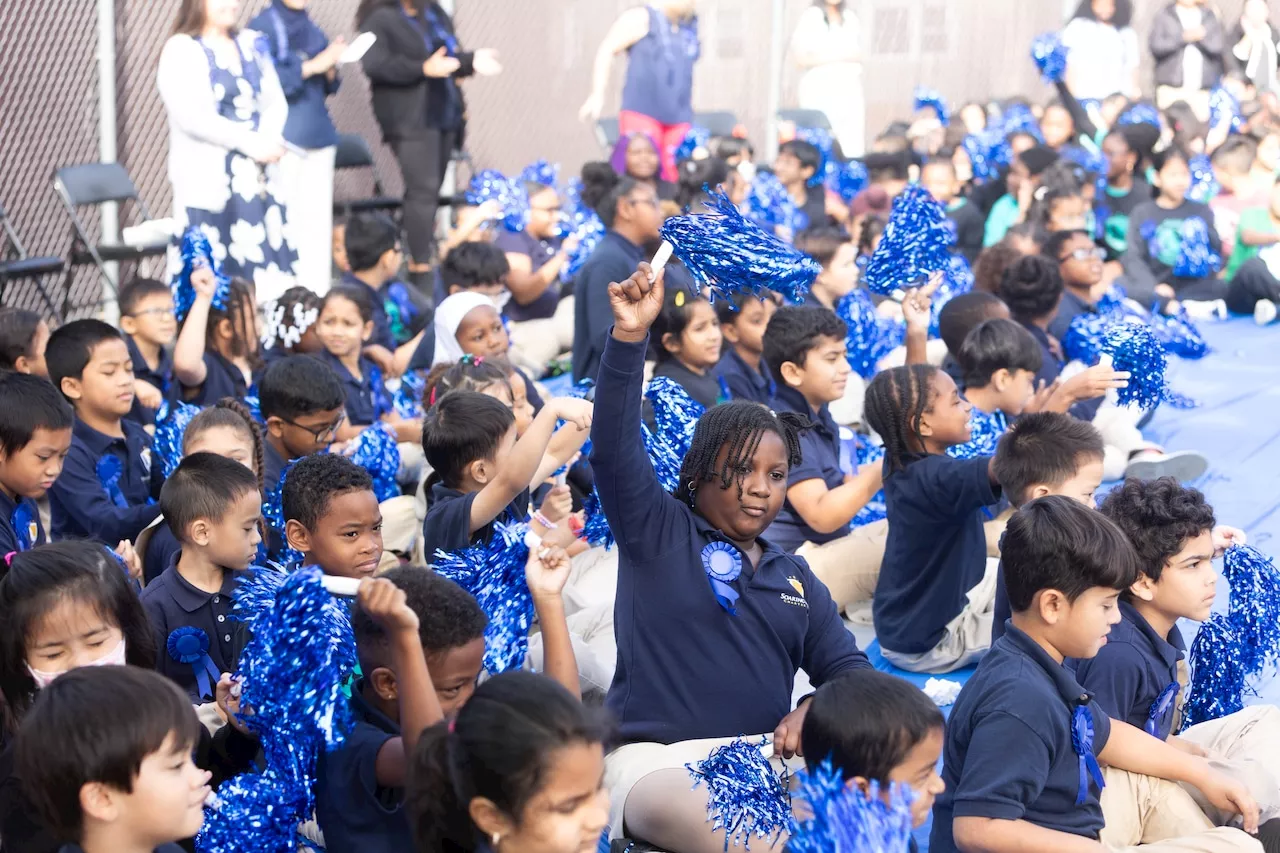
[1124,449,1210,482]
[1255,299,1279,326]
[1181,299,1228,320]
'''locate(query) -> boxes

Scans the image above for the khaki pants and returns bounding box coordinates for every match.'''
[378,495,418,571]
[507,296,575,378]
[1100,768,1261,851]
[796,519,887,613]
[1179,705,1280,825]
[880,556,999,674]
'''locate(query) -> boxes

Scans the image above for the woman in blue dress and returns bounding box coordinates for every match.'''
[158,0,299,303]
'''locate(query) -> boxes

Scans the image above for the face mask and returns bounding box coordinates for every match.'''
[27,637,127,688]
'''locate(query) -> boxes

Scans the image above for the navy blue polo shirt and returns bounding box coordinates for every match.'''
[572,231,645,384]
[591,333,870,745]
[144,520,180,584]
[317,350,390,427]
[495,228,563,322]
[421,481,530,561]
[315,684,410,853]
[340,272,396,352]
[263,439,289,495]
[50,417,162,544]
[1072,601,1184,741]
[651,358,722,412]
[0,491,44,555]
[766,384,848,553]
[713,347,775,405]
[183,351,249,408]
[140,554,248,703]
[1048,289,1095,343]
[930,624,1112,851]
[124,334,174,427]
[992,563,1012,644]
[874,453,999,655]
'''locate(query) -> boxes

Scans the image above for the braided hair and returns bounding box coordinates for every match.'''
[183,397,266,496]
[674,401,808,508]
[863,364,939,474]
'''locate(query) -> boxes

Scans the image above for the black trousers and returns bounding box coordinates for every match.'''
[390,129,456,265]
[1227,257,1280,314]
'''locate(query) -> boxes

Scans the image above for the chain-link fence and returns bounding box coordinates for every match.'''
[1,0,1267,316]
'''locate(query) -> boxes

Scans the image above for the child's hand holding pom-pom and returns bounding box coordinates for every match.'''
[525,544,572,600]
[357,577,420,636]
[608,262,666,342]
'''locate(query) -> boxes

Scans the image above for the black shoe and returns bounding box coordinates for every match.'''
[1256,818,1280,853]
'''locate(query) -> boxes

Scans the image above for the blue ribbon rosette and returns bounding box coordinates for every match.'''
[11,502,36,552]
[167,626,221,701]
[701,540,742,614]
[1071,703,1106,805]
[1145,681,1181,737]
[96,456,129,509]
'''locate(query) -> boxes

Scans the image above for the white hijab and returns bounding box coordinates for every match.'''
[432,292,499,366]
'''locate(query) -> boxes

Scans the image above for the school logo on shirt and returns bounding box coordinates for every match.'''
[781,577,808,609]
[140,447,152,476]
[26,521,37,543]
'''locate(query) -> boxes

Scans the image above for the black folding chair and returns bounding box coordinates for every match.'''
[0,201,63,317]
[694,111,740,138]
[53,163,169,310]
[333,133,404,218]
[594,116,621,151]
[777,108,834,132]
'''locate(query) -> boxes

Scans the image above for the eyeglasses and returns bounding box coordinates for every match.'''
[281,412,346,443]
[1060,247,1106,262]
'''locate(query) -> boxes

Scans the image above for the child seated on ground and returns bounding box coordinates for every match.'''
[340,211,427,374]
[0,308,51,378]
[16,666,209,853]
[117,278,176,426]
[1079,479,1280,832]
[933,496,1261,853]
[594,263,870,853]
[922,156,985,265]
[989,411,1106,643]
[140,454,260,704]
[864,363,1001,673]
[172,272,261,407]
[406,671,609,853]
[763,306,886,616]
[283,453,386,580]
[0,373,71,554]
[649,285,724,411]
[984,145,1059,247]
[937,291,1011,387]
[1225,178,1280,324]
[947,317,1044,459]
[406,243,511,374]
[258,354,347,494]
[774,139,830,230]
[46,320,164,545]
[796,227,859,311]
[713,293,777,405]
[802,669,947,834]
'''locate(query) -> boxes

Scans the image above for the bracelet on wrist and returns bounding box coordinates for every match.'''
[534,511,558,529]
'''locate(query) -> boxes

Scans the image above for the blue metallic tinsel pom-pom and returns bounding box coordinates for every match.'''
[852,439,887,528]
[1187,153,1220,204]
[433,521,533,674]
[1059,145,1109,182]
[1208,86,1245,135]
[466,169,530,233]
[646,376,704,459]
[837,289,904,379]
[929,254,975,338]
[788,758,916,853]
[687,737,791,850]
[913,86,949,126]
[1183,612,1248,730]
[560,178,607,284]
[1030,32,1068,84]
[676,126,712,163]
[153,402,202,478]
[1149,308,1210,360]
[582,487,614,550]
[518,159,559,189]
[393,370,427,420]
[1102,323,1168,410]
[947,408,1008,461]
[826,159,869,203]
[863,184,952,296]
[1223,545,1280,677]
[174,227,232,323]
[660,189,820,304]
[1172,217,1222,279]
[797,127,837,187]
[1117,103,1162,128]
[346,424,401,502]
[746,172,807,236]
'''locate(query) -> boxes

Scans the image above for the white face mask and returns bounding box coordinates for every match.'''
[27,637,128,689]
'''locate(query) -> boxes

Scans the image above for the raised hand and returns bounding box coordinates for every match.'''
[608,262,665,343]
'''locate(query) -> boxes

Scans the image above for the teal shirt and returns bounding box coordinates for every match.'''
[983,194,1020,247]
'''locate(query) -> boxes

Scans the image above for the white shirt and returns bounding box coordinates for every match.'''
[1060,18,1140,100]
[1175,5,1205,89]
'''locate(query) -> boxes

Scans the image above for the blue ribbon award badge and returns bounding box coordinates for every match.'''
[701,541,742,614]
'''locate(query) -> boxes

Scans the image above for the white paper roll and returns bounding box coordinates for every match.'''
[320,575,362,597]
[649,240,674,281]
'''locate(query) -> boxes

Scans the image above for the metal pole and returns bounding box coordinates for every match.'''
[765,0,786,163]
[96,0,120,323]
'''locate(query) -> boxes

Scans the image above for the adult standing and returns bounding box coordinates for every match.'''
[1061,0,1140,102]
[578,1,700,183]
[157,0,298,301]
[1227,0,1280,95]
[249,0,345,296]
[1150,0,1225,122]
[789,1,865,158]
[356,0,502,279]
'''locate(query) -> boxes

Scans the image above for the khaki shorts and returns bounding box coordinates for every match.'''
[879,556,999,674]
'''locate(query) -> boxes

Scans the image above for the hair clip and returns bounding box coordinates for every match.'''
[3,551,14,567]
[675,290,686,307]
[428,386,438,407]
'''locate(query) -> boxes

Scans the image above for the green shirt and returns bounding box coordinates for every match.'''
[1226,207,1278,280]
[983,194,1020,247]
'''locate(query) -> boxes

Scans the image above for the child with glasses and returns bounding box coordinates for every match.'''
[117,279,177,428]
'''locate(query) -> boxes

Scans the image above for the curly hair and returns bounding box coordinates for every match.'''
[1099,477,1216,583]
[674,401,807,508]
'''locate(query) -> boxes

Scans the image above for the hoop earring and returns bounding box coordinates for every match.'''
[686,480,698,506]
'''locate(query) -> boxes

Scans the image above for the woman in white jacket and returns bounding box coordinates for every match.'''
[790,0,864,158]
[158,0,298,302]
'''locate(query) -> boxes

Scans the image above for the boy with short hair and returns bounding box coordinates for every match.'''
[936,291,1011,387]
[795,227,859,311]
[947,317,1043,459]
[933,496,1262,853]
[0,373,73,554]
[16,666,209,853]
[1044,228,1108,341]
[283,453,385,580]
[117,277,176,426]
[342,212,427,374]
[922,157,985,264]
[762,305,886,614]
[46,320,164,544]
[257,354,348,495]
[712,294,777,405]
[141,453,262,703]
[774,139,829,230]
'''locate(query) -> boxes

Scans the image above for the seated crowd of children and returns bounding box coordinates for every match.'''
[7,53,1280,853]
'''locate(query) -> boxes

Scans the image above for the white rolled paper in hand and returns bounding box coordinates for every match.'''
[320,575,362,597]
[649,240,674,282]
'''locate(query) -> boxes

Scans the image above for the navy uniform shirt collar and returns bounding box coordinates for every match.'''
[773,384,835,434]
[351,680,401,735]
[163,550,242,614]
[429,480,465,508]
[727,347,774,396]
[604,229,644,260]
[689,508,789,572]
[318,348,363,385]
[1120,600,1185,668]
[1061,289,1095,316]
[1003,623,1097,707]
[263,439,288,491]
[73,417,149,464]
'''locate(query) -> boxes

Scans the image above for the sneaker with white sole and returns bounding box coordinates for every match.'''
[1124,449,1210,482]
[1255,299,1279,326]
[1181,299,1228,320]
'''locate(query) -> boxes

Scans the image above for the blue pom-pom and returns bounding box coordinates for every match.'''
[646,376,704,459]
[947,408,1008,461]
[863,184,952,296]
[837,289,904,379]
[1117,103,1161,128]
[345,424,401,502]
[826,159,869,203]
[1223,545,1280,678]
[518,159,559,189]
[995,103,1043,143]
[851,438,888,528]
[913,86,950,126]
[433,521,533,674]
[929,254,975,337]
[582,487,615,550]
[660,189,820,305]
[1208,86,1245,135]
[560,179,607,283]
[787,758,916,853]
[1171,217,1222,279]
[1031,32,1068,83]
[153,402,202,478]
[687,737,791,850]
[675,126,712,163]
[197,776,306,853]
[1187,153,1220,204]
[746,172,807,236]
[173,227,232,323]
[1148,308,1210,360]
[796,127,837,187]
[466,170,530,233]
[1103,323,1168,410]
[393,370,427,420]
[1182,613,1248,729]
